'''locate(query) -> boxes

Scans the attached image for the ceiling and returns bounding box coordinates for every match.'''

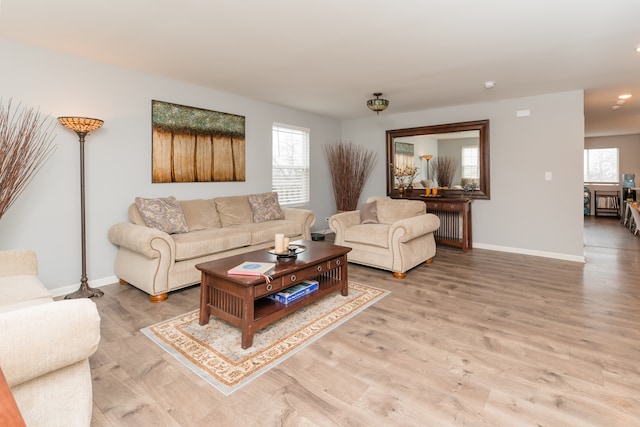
[1,1,639,137]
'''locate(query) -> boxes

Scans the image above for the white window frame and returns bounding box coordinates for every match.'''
[272,123,310,206]
[584,148,619,184]
[461,146,479,179]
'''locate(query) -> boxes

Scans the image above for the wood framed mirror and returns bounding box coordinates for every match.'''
[386,119,490,199]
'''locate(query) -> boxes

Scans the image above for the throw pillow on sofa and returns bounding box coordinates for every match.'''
[248,192,285,223]
[359,201,379,224]
[135,196,188,234]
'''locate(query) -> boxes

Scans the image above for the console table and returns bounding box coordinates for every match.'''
[392,195,473,252]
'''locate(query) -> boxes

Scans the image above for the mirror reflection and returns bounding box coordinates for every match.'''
[394,131,480,190]
[386,120,490,199]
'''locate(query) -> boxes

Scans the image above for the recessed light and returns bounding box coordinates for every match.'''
[635,44,640,53]
[611,105,622,110]
[484,81,495,89]
[619,94,632,99]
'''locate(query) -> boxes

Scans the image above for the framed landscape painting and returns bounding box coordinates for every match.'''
[152,100,246,183]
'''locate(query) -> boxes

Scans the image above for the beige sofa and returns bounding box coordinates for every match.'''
[329,197,440,278]
[108,193,315,302]
[0,249,101,427]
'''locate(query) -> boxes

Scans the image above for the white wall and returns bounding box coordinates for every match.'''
[0,39,340,295]
[342,91,586,262]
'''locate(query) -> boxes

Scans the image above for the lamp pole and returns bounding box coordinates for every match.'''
[57,117,104,299]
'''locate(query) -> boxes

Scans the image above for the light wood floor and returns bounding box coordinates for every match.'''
[90,217,640,426]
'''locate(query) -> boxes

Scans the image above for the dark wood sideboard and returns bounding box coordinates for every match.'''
[392,195,473,252]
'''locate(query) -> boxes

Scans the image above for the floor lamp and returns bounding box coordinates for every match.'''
[422,155,433,185]
[57,116,104,299]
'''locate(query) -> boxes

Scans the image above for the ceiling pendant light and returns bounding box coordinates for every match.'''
[367,92,389,114]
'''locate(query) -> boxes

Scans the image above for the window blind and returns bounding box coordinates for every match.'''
[461,146,479,179]
[272,123,310,206]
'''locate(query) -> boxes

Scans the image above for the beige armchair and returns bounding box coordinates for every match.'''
[0,249,101,427]
[329,197,440,278]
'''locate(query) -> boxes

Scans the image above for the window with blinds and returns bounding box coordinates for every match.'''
[461,146,479,179]
[272,123,310,206]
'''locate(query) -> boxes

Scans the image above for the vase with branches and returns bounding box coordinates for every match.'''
[431,156,457,188]
[324,141,378,211]
[0,99,56,221]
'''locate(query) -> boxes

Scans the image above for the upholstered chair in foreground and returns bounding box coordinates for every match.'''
[330,197,440,279]
[0,249,101,427]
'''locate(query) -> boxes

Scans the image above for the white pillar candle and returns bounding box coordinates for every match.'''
[275,233,285,254]
[283,237,290,251]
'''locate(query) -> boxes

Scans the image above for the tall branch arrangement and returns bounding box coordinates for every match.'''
[0,99,56,221]
[324,141,378,211]
[432,156,457,188]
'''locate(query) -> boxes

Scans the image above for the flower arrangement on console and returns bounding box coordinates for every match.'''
[394,165,419,188]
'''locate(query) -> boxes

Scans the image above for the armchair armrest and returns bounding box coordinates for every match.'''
[281,207,316,240]
[0,250,38,277]
[329,211,362,245]
[0,299,101,387]
[108,222,175,261]
[389,213,441,243]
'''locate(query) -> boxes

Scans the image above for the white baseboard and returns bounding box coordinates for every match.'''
[50,275,119,298]
[473,243,585,263]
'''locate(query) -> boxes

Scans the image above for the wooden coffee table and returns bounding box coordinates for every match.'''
[0,367,25,426]
[196,240,351,349]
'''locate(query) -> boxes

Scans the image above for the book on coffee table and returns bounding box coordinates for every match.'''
[227,261,275,277]
[267,280,319,304]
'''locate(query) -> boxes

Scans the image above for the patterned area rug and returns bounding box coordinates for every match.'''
[141,281,389,395]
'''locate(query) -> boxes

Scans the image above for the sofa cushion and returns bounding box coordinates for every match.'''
[172,228,252,261]
[343,224,390,248]
[179,199,221,231]
[230,220,303,245]
[215,196,254,227]
[359,201,378,224]
[375,198,425,224]
[135,196,188,234]
[0,275,53,313]
[248,192,285,223]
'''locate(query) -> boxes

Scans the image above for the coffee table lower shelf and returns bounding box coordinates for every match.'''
[253,277,344,328]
